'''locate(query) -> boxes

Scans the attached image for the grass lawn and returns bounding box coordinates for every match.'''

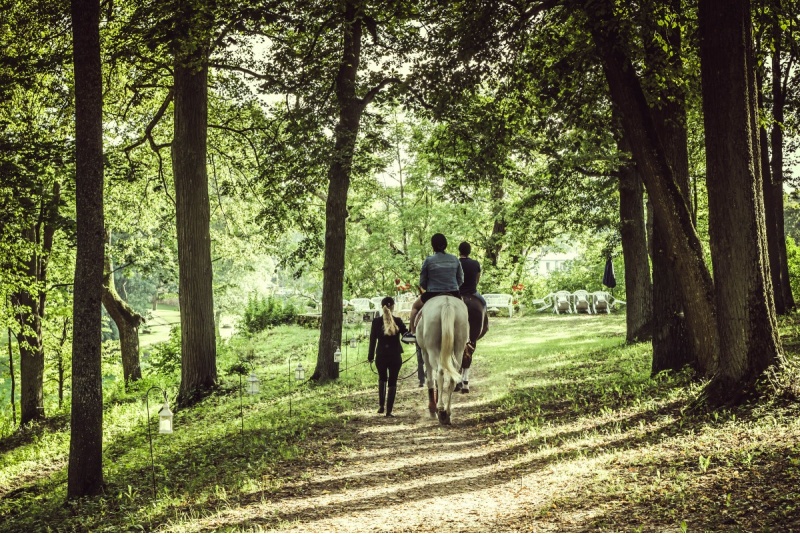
[2,312,800,531]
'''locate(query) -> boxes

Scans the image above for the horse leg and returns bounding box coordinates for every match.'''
[427,387,437,418]
[437,368,457,426]
[439,374,456,425]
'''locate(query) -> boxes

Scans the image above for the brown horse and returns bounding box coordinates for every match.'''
[458,294,488,392]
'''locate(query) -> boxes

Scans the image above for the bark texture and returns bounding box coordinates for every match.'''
[583,0,719,375]
[68,0,105,498]
[759,75,785,314]
[315,0,364,382]
[172,5,217,405]
[641,0,695,374]
[102,231,143,384]
[770,3,795,312]
[615,137,652,343]
[698,0,783,403]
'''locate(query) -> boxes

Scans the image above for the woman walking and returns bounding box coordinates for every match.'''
[367,296,409,417]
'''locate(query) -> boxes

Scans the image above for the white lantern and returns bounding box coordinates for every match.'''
[158,401,173,434]
[349,337,358,349]
[333,347,342,363]
[246,373,260,395]
[295,363,305,381]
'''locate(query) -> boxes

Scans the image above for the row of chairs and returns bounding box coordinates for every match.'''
[544,290,624,314]
[343,295,416,322]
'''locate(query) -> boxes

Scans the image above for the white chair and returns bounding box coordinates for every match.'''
[572,290,593,314]
[484,293,514,317]
[530,293,554,312]
[348,298,374,321]
[553,291,573,314]
[370,297,385,311]
[395,294,415,318]
[592,291,611,314]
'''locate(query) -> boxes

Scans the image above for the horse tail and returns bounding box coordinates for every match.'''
[439,298,460,384]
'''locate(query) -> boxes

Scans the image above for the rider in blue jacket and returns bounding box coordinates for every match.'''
[403,233,463,342]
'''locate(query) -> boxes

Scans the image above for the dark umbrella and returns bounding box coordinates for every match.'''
[602,257,617,289]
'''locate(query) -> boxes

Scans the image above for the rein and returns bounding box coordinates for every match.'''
[368,352,419,381]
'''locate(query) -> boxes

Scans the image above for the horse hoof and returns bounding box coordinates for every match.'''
[429,409,437,418]
[437,410,451,425]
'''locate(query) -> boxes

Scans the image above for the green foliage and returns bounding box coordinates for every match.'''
[146,326,182,376]
[239,294,299,334]
[785,236,800,302]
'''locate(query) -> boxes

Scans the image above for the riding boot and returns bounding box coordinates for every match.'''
[385,386,397,417]
[378,380,386,414]
[427,387,437,416]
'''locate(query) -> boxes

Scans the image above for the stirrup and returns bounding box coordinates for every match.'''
[401,332,417,344]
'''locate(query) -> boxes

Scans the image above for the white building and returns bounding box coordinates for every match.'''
[527,242,580,276]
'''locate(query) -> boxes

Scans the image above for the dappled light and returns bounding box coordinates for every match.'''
[5,314,800,531]
[3,0,800,528]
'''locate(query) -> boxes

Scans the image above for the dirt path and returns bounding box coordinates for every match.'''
[191,368,593,532]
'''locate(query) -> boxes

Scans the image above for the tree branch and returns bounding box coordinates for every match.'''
[360,76,402,108]
[210,62,274,82]
[122,89,174,155]
[509,0,562,35]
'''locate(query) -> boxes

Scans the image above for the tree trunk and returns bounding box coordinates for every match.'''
[698,0,783,403]
[8,323,17,426]
[68,0,105,499]
[12,181,60,424]
[102,231,143,384]
[484,181,506,268]
[56,317,70,410]
[641,0,695,374]
[616,137,652,343]
[12,280,45,424]
[172,13,217,405]
[11,228,44,426]
[583,0,720,376]
[314,0,364,382]
[770,1,795,311]
[758,70,785,314]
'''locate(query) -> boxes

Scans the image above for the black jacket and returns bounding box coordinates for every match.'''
[368,315,408,362]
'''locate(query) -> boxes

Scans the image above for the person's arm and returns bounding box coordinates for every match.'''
[456,259,464,288]
[396,317,408,335]
[419,257,429,290]
[368,319,378,362]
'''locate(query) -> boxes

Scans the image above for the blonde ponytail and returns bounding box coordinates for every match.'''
[382,305,399,336]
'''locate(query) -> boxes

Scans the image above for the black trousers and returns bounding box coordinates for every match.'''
[376,357,402,387]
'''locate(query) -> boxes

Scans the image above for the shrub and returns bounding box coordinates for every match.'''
[785,236,800,303]
[240,294,299,334]
[146,325,182,376]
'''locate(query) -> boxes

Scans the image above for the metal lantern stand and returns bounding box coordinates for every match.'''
[145,386,173,497]
[288,356,305,417]
[238,369,261,446]
[348,336,358,372]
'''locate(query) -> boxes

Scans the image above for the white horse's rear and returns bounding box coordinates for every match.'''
[417,296,469,425]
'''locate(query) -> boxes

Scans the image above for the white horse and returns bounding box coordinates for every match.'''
[417,296,470,425]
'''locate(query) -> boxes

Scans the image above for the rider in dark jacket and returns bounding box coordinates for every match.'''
[368,296,409,417]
